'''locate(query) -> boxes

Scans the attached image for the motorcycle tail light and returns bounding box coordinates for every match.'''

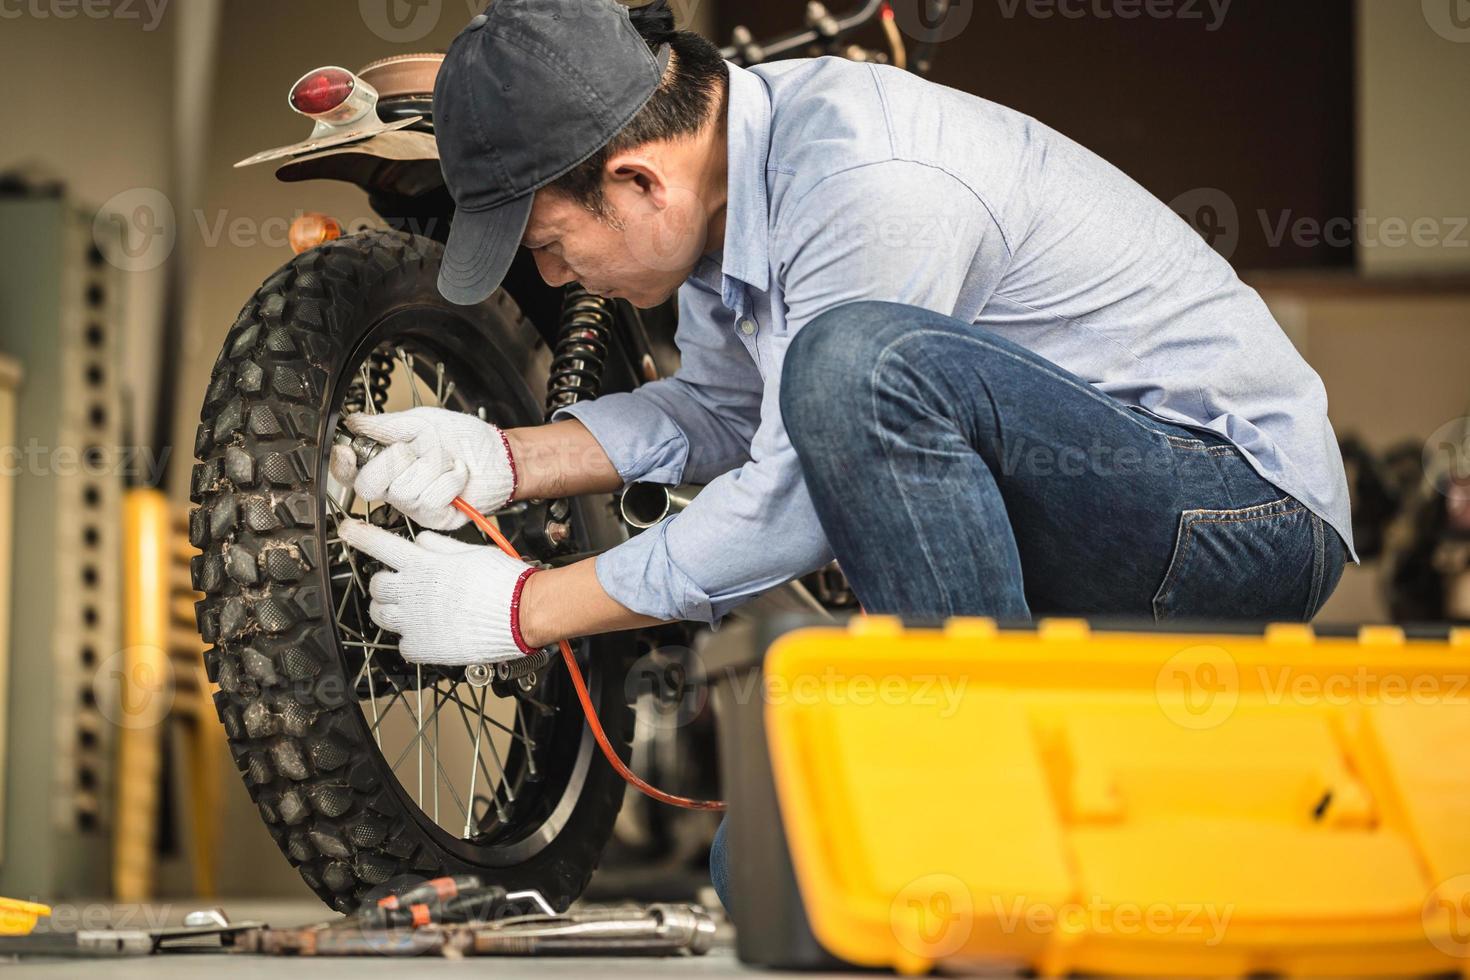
[288,67,378,130]
[290,67,356,114]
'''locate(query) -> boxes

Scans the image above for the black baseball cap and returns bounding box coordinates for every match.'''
[433,0,672,306]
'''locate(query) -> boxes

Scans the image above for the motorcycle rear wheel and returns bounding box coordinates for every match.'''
[189,230,634,912]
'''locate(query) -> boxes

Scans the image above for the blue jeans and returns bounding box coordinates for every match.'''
[708,301,1347,911]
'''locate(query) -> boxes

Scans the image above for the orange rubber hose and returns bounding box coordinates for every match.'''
[451,496,726,812]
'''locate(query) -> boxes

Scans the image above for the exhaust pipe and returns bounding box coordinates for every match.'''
[619,482,703,530]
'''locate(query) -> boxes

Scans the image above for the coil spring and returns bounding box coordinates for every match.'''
[495,648,555,682]
[342,347,395,415]
[545,285,614,419]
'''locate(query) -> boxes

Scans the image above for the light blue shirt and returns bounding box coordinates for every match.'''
[554,58,1355,626]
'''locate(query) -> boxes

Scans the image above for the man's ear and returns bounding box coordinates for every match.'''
[603,150,670,209]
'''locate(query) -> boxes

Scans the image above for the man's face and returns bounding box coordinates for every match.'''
[521,179,707,310]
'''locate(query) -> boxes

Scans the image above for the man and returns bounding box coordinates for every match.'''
[334,0,1353,908]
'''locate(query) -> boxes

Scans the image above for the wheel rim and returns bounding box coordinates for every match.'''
[316,306,602,866]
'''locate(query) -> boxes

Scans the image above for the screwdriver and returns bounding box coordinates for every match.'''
[355,878,510,930]
[374,875,482,911]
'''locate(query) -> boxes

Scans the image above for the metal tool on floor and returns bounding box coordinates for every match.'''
[0,906,264,958]
[238,893,717,958]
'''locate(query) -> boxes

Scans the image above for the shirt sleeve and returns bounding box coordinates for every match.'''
[551,278,764,486]
[591,161,1011,625]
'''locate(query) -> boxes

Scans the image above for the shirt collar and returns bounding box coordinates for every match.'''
[716,63,772,303]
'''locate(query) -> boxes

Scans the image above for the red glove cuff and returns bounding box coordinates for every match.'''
[508,566,539,655]
[496,427,519,510]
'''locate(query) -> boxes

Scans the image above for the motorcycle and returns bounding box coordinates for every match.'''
[190,1,941,912]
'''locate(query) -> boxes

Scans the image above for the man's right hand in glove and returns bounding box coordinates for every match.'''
[329,409,626,529]
[329,407,518,530]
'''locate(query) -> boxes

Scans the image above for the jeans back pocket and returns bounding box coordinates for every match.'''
[1152,497,1334,623]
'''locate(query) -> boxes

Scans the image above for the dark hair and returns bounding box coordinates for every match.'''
[550,0,727,214]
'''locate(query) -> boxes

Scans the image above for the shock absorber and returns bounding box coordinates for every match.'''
[544,285,614,419]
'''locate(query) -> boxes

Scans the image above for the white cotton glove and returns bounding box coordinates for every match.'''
[329,407,517,531]
[338,519,540,665]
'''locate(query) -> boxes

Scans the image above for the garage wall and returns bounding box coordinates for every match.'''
[0,8,176,461]
[1358,0,1470,276]
[719,0,1359,271]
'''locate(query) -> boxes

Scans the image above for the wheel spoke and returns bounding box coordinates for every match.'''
[514,700,537,778]
[359,361,381,415]
[447,684,511,810]
[416,664,424,806]
[397,347,422,408]
[462,685,487,837]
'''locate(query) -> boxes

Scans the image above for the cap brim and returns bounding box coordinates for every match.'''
[438,193,534,306]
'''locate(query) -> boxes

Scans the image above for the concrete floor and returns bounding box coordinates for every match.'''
[2,900,875,978]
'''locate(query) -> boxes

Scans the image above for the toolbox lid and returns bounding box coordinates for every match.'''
[762,617,1470,977]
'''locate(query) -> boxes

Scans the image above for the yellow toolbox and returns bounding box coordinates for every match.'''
[709,616,1470,977]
